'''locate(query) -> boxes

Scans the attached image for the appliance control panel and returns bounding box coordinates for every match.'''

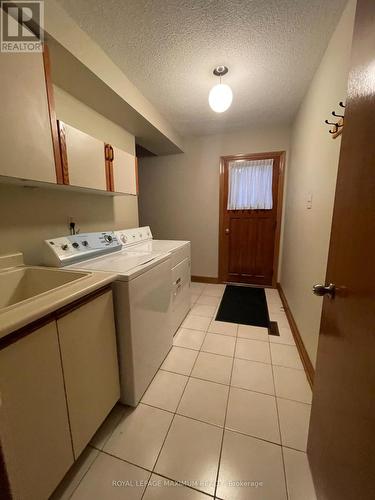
[115,226,153,247]
[44,232,121,267]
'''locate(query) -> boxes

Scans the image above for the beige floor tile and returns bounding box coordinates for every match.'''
[201,333,236,357]
[191,294,200,305]
[191,304,217,318]
[201,284,226,297]
[190,283,205,292]
[155,415,222,496]
[267,302,285,315]
[270,312,290,329]
[208,320,237,337]
[71,452,150,500]
[238,325,269,342]
[103,404,173,469]
[141,370,188,411]
[282,448,317,500]
[51,446,99,500]
[269,326,296,346]
[177,378,229,427]
[173,328,206,350]
[231,358,275,395]
[226,388,280,444]
[196,295,221,307]
[277,398,311,451]
[273,366,312,404]
[270,344,303,370]
[191,351,233,385]
[217,430,287,500]
[182,314,211,331]
[143,474,211,499]
[161,346,198,375]
[235,338,271,364]
[90,404,125,450]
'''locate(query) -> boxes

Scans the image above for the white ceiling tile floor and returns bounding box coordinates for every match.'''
[237,324,269,342]
[270,343,304,370]
[208,320,238,337]
[182,314,212,331]
[173,328,206,350]
[56,284,316,500]
[161,346,199,376]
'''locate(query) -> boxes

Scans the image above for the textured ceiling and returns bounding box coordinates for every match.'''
[56,0,347,136]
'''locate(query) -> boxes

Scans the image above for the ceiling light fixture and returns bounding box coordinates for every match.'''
[208,66,233,113]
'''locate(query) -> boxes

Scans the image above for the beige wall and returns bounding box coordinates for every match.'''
[139,126,290,277]
[280,0,356,366]
[0,86,138,265]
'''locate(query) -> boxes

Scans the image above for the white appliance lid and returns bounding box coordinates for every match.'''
[67,250,168,275]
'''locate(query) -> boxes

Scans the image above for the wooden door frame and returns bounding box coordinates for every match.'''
[218,150,286,288]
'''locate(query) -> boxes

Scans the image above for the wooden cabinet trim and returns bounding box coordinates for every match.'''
[42,45,64,185]
[57,120,70,185]
[104,143,114,192]
[0,285,112,351]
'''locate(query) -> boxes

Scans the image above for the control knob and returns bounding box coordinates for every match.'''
[82,240,89,247]
[72,242,79,249]
[61,244,69,251]
[104,234,113,243]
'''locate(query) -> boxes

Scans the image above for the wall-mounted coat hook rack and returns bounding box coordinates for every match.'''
[325,101,345,138]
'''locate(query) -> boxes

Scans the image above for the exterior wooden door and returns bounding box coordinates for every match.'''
[308,1,375,498]
[219,151,285,286]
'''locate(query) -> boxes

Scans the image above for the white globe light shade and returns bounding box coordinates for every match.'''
[208,83,233,113]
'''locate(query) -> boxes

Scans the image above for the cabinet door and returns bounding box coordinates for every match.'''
[60,122,107,191]
[0,23,57,183]
[57,291,120,458]
[112,146,137,194]
[0,322,74,500]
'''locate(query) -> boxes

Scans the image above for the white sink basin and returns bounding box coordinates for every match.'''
[0,267,90,311]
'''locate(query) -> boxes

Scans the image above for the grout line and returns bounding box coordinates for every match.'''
[213,323,238,498]
[140,336,205,499]
[269,338,290,500]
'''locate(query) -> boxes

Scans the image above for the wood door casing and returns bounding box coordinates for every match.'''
[307,1,375,498]
[219,151,285,286]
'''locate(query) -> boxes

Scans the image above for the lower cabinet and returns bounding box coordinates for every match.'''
[0,322,74,500]
[57,290,120,458]
[0,288,120,499]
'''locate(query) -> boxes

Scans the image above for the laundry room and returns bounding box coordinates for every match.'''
[1,1,374,500]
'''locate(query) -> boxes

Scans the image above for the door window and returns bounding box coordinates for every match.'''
[227,158,273,210]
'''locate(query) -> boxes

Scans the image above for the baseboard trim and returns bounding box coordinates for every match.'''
[191,275,220,284]
[276,283,315,388]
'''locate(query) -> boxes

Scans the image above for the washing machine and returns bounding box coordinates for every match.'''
[43,231,172,406]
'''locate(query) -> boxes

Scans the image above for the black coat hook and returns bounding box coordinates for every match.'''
[325,119,338,133]
[339,101,346,108]
[332,111,344,119]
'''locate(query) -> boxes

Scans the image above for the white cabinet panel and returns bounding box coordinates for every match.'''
[57,291,120,457]
[63,123,107,191]
[112,147,137,194]
[0,31,57,183]
[0,322,74,500]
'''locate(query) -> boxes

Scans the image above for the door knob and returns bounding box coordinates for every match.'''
[312,283,336,298]
[225,228,230,234]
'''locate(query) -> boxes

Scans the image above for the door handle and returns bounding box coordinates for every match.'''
[225,228,230,234]
[312,283,336,298]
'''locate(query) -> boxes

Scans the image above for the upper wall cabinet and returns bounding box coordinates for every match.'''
[112,146,138,195]
[59,121,107,191]
[0,33,60,184]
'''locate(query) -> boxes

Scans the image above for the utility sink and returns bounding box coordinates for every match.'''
[0,267,90,311]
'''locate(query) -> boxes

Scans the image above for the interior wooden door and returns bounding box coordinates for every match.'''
[219,151,284,286]
[308,1,375,498]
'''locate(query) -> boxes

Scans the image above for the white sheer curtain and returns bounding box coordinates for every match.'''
[227,158,274,210]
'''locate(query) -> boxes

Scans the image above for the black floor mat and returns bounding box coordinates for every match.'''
[216,285,270,328]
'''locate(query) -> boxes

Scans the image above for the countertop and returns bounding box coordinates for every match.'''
[0,267,117,340]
